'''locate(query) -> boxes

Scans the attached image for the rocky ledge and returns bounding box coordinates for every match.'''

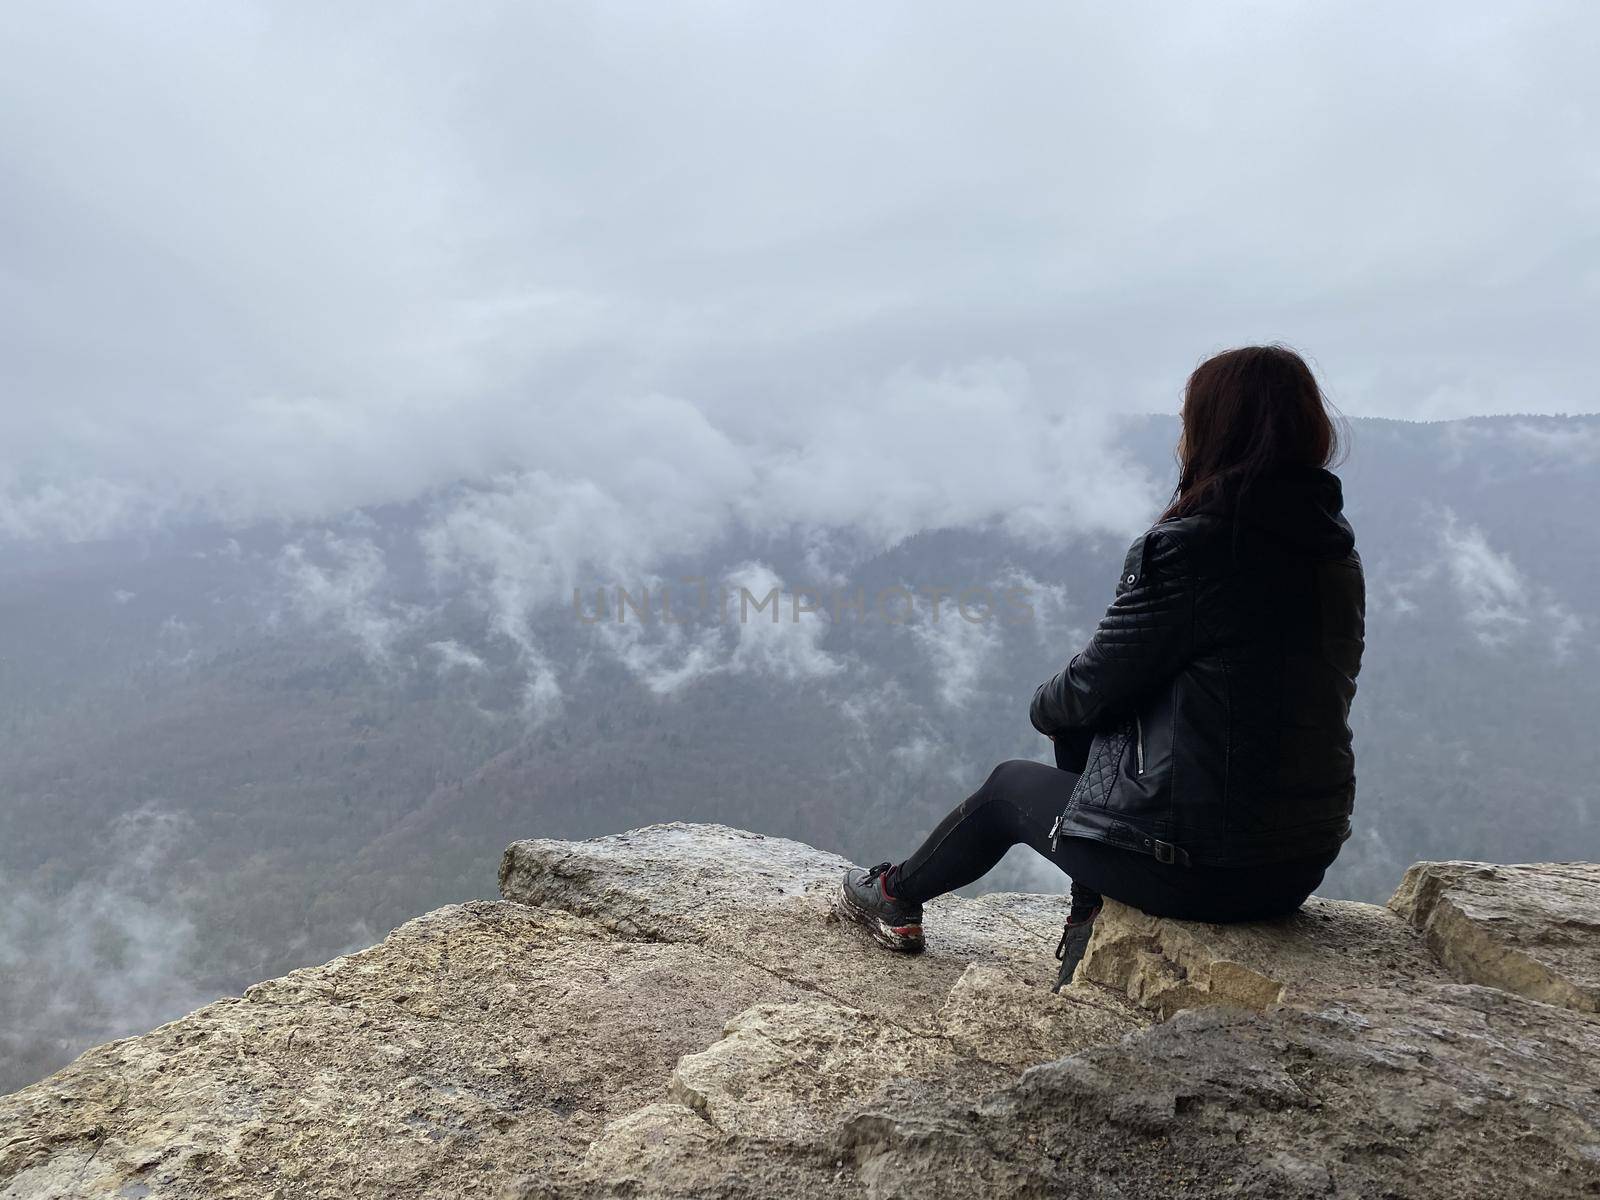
[2,825,1597,1199]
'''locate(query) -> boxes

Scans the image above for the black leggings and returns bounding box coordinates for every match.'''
[893,759,1332,923]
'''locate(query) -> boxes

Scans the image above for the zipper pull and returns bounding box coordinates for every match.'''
[1048,811,1064,852]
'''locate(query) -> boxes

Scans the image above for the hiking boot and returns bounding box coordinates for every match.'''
[837,863,925,953]
[1052,905,1101,992]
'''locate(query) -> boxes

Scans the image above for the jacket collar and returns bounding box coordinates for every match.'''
[1195,466,1355,558]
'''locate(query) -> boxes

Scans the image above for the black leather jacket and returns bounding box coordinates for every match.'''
[1030,467,1365,869]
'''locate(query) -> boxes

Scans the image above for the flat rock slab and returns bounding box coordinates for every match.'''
[845,980,1600,1199]
[662,964,1142,1147]
[1390,860,1600,1013]
[499,822,1080,1018]
[0,901,823,1199]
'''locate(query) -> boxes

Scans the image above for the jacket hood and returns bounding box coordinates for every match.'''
[1199,466,1355,558]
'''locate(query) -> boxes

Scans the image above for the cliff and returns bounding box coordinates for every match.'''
[1,824,1597,1198]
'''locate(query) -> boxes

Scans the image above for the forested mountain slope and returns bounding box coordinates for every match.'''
[2,412,1596,1092]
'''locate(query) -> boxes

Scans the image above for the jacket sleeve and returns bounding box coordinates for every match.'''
[1030,529,1192,737]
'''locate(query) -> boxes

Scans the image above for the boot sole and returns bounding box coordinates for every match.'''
[836,883,925,954]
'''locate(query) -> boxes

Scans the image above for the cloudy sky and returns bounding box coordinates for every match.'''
[1,1,1595,543]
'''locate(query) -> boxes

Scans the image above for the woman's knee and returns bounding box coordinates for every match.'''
[954,760,1030,820]
[982,758,1052,795]
[968,759,1058,818]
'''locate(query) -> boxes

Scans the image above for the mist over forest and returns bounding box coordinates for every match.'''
[3,410,1596,1092]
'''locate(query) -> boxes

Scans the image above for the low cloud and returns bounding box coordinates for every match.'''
[908,598,1005,709]
[5,4,1593,550]
[276,533,418,665]
[0,810,216,1092]
[1503,421,1600,468]
[427,639,488,674]
[1436,513,1582,658]
[591,562,847,696]
[721,562,846,684]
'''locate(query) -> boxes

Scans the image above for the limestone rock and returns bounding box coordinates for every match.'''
[850,980,1600,1199]
[499,822,1080,1015]
[660,968,1146,1150]
[3,825,1598,1199]
[0,901,826,1199]
[1389,860,1600,1013]
[1079,894,1448,1017]
[937,965,1140,1072]
[668,999,944,1142]
[577,1103,722,1189]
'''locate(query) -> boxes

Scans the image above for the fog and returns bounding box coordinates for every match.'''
[3,2,1597,546]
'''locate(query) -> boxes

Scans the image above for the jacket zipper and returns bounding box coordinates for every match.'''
[1135,716,1145,775]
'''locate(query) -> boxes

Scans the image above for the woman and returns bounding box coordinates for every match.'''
[838,345,1365,990]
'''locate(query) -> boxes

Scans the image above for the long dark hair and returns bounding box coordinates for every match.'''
[1159,345,1345,522]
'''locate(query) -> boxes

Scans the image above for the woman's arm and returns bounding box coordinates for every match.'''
[1029,528,1192,737]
